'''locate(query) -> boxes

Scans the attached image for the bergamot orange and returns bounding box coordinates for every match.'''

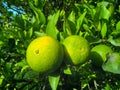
[26,36,64,74]
[90,44,113,66]
[63,35,90,65]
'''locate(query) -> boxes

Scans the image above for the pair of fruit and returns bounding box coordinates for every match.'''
[26,35,90,74]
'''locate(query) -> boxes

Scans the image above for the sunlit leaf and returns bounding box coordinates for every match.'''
[60,9,65,17]
[0,41,4,49]
[97,21,101,31]
[0,75,4,86]
[68,10,75,24]
[101,22,107,38]
[15,59,27,67]
[68,20,76,34]
[108,3,114,17]
[63,10,77,35]
[34,31,46,37]
[99,5,110,20]
[104,84,112,90]
[116,21,120,31]
[26,27,33,38]
[102,53,120,74]
[46,10,60,39]
[21,65,30,73]
[76,11,87,34]
[83,24,90,31]
[97,1,109,7]
[29,2,46,25]
[63,20,72,35]
[48,74,60,90]
[108,36,120,46]
[63,66,72,75]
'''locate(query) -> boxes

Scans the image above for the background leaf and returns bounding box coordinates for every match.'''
[48,74,60,90]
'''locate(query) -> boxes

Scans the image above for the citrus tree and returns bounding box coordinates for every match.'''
[0,0,120,90]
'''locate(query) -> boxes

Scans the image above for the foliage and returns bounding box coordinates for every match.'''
[0,0,120,90]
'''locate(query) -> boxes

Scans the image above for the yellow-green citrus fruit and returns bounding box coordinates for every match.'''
[90,44,113,66]
[63,35,90,65]
[26,36,64,74]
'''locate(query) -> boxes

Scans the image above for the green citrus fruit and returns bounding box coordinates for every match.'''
[26,36,64,74]
[63,35,90,65]
[102,52,120,74]
[90,44,113,66]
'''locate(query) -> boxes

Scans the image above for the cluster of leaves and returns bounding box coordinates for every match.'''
[0,0,120,90]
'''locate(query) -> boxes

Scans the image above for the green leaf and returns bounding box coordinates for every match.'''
[18,30,25,39]
[76,11,87,34]
[4,62,13,79]
[116,21,120,31]
[0,31,4,40]
[0,75,4,86]
[102,52,120,74]
[99,5,110,20]
[60,9,65,17]
[109,38,120,46]
[63,66,72,75]
[108,36,120,46]
[0,41,4,49]
[48,74,60,90]
[101,22,107,38]
[104,84,112,90]
[46,10,60,39]
[65,20,76,35]
[21,65,30,73]
[97,21,102,31]
[34,0,45,9]
[34,31,46,37]
[63,20,71,35]
[21,68,39,79]
[5,62,12,72]
[15,16,24,28]
[15,59,27,67]
[97,1,109,7]
[108,3,114,17]
[68,10,75,24]
[29,2,46,25]
[86,36,101,45]
[83,24,90,31]
[63,10,76,35]
[26,27,33,38]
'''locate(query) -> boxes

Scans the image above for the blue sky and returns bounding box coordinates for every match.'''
[2,2,25,15]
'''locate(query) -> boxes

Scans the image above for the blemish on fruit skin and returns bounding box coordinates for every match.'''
[35,50,39,54]
[80,48,84,52]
